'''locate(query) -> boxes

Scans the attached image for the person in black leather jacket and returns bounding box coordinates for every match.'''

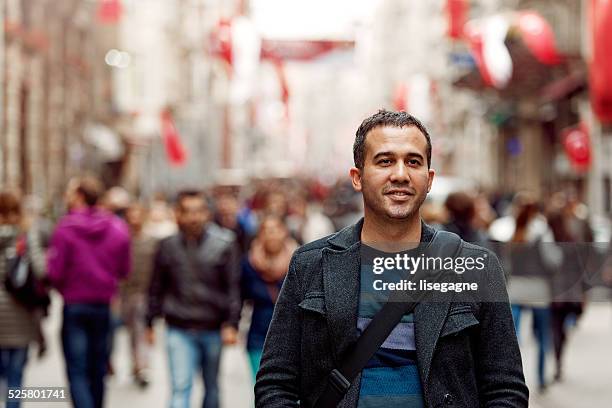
[146,190,240,408]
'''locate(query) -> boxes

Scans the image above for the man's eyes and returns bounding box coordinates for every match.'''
[376,159,421,166]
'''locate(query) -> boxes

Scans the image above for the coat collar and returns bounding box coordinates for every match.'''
[326,218,435,249]
[326,218,364,250]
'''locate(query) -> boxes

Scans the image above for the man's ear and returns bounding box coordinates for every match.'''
[427,168,435,193]
[349,167,362,192]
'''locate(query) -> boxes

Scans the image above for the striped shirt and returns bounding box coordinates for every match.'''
[357,228,434,408]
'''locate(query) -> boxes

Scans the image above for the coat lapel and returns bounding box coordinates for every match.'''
[413,228,459,385]
[321,221,363,364]
[414,294,451,385]
[322,243,361,364]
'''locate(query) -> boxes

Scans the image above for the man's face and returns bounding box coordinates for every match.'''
[176,196,208,237]
[259,218,288,254]
[126,206,146,232]
[216,195,239,228]
[350,125,435,222]
[265,192,288,218]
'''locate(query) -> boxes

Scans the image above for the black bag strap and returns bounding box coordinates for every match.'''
[314,230,462,408]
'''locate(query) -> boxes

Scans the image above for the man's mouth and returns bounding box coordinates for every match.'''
[385,189,415,201]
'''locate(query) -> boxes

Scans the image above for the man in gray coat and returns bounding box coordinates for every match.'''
[255,110,528,407]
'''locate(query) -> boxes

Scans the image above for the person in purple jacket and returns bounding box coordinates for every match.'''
[47,176,131,408]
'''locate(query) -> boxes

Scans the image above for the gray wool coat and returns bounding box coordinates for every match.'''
[255,219,528,408]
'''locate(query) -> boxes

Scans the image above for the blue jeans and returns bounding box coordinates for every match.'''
[511,305,551,387]
[0,347,28,408]
[61,304,111,408]
[166,326,222,408]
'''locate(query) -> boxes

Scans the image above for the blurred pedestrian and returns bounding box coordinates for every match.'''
[263,191,289,220]
[120,203,157,388]
[215,193,253,254]
[0,191,47,408]
[240,215,297,380]
[507,200,560,392]
[146,191,241,408]
[101,186,132,377]
[102,186,131,219]
[286,194,335,244]
[47,177,131,408]
[443,191,489,244]
[547,205,587,382]
[143,195,177,240]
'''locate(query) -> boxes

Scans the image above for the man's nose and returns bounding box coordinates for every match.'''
[389,161,411,183]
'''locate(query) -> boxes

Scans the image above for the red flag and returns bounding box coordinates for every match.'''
[464,23,494,87]
[393,83,409,111]
[516,11,563,65]
[562,123,591,171]
[97,0,122,24]
[209,18,233,66]
[589,0,612,123]
[272,59,290,119]
[160,111,188,166]
[446,0,469,40]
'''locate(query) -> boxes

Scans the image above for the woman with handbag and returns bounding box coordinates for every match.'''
[0,191,47,407]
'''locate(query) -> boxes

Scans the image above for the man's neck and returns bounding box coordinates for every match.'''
[361,212,422,252]
[69,203,88,212]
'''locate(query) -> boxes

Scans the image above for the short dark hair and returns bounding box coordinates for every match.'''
[0,191,21,217]
[175,190,208,210]
[76,176,104,207]
[353,109,432,169]
[444,191,475,223]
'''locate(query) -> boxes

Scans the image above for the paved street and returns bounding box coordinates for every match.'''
[18,295,612,408]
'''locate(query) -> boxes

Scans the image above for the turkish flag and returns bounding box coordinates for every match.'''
[271,59,290,119]
[160,111,188,166]
[97,0,122,24]
[446,0,469,40]
[464,22,495,87]
[517,11,563,65]
[562,123,591,171]
[209,19,233,66]
[393,83,409,111]
[589,0,612,123]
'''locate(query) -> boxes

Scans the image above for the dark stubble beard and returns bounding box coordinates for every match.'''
[362,180,427,221]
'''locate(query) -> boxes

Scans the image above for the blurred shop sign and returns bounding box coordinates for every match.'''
[209,18,354,65]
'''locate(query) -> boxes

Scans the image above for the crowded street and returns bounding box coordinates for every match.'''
[3,0,612,407]
[21,294,612,408]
